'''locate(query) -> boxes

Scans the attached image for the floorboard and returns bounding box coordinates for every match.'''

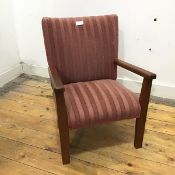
[0,75,175,175]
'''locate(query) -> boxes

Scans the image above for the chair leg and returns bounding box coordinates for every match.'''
[58,122,70,164]
[134,116,146,148]
[55,90,70,164]
[134,78,152,149]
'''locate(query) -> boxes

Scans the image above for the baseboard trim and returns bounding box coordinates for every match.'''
[22,63,49,78]
[21,64,175,100]
[117,77,175,100]
[0,64,22,87]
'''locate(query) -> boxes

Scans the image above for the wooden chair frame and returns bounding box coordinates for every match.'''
[49,59,156,164]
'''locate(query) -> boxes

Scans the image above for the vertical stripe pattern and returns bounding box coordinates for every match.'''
[64,80,141,129]
[42,14,118,84]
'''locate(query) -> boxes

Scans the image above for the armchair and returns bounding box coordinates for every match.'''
[42,14,156,164]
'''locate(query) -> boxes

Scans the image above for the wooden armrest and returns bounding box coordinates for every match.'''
[115,59,156,80]
[48,66,64,91]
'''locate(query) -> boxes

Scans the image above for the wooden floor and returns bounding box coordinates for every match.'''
[0,75,175,175]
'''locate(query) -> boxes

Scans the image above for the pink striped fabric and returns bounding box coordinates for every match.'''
[64,79,141,129]
[42,15,118,84]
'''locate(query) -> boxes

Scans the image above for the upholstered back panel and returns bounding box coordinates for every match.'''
[42,14,118,84]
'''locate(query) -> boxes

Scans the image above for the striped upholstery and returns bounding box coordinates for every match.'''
[42,15,141,130]
[64,79,141,129]
[42,15,118,84]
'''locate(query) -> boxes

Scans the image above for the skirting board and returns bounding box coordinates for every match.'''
[21,63,175,100]
[22,63,49,78]
[0,64,22,87]
[117,78,175,100]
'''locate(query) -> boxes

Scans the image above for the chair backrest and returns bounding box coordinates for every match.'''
[42,14,118,84]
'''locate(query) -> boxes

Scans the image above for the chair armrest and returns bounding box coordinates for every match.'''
[115,59,156,80]
[48,66,64,91]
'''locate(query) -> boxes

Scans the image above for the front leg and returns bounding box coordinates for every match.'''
[134,78,153,148]
[55,90,70,164]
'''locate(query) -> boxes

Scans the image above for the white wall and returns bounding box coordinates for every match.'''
[0,0,21,87]
[11,0,175,99]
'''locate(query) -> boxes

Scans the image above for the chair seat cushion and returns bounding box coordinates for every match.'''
[64,79,141,129]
